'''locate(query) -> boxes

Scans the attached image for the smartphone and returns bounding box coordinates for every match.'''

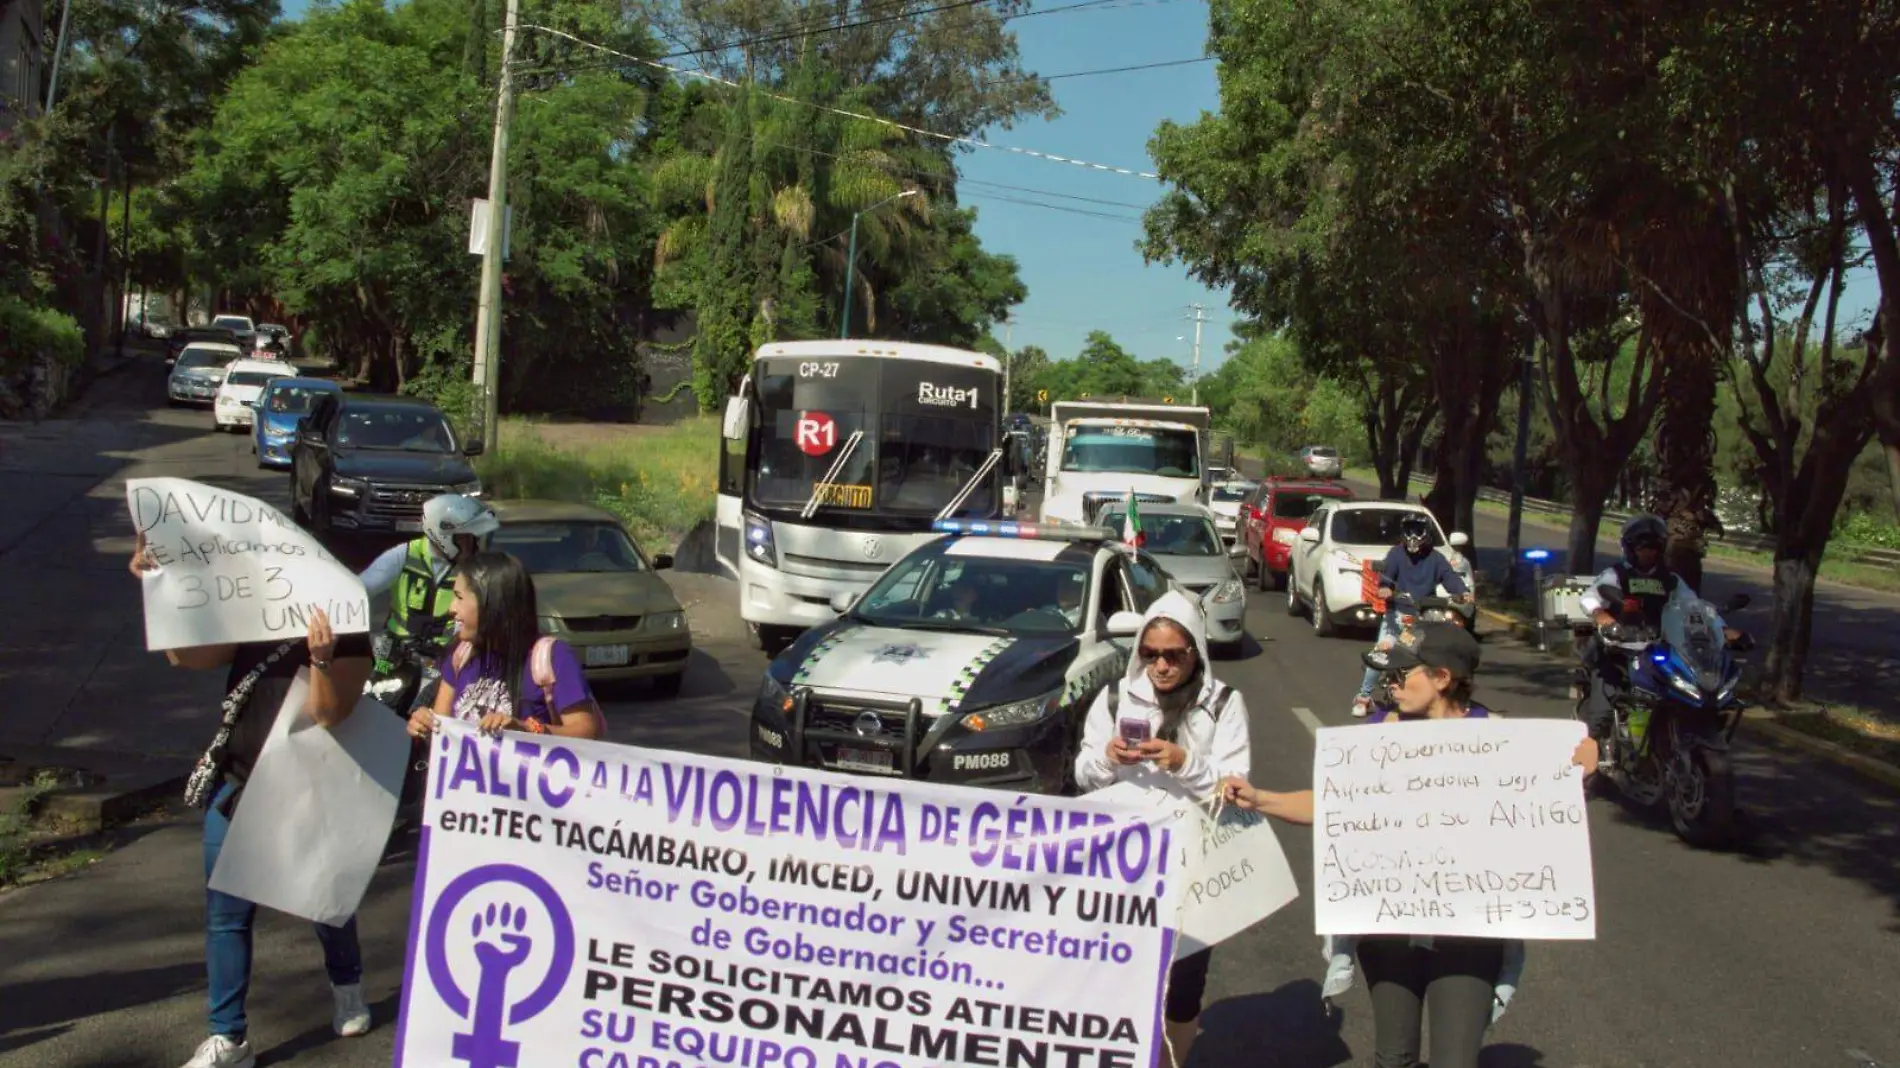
[1119,717,1151,745]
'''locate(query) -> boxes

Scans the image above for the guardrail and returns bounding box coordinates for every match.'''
[1399,473,1900,570]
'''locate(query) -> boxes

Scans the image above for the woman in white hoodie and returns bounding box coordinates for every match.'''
[1073,590,1250,1068]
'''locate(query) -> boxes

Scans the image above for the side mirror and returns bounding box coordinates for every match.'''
[652,553,674,571]
[463,439,486,457]
[1723,592,1751,613]
[722,395,751,440]
[1448,531,1470,548]
[1228,542,1248,559]
[1299,527,1322,545]
[829,590,859,614]
[1105,610,1144,638]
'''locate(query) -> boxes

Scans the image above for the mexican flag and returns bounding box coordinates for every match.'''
[1121,489,1145,547]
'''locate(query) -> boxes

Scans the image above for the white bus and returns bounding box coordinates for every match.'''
[714,340,1010,652]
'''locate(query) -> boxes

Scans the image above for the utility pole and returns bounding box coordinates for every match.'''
[43,0,74,115]
[116,179,133,359]
[1504,337,1537,597]
[471,0,522,455]
[1189,304,1205,406]
[839,190,918,338]
[1002,314,1013,412]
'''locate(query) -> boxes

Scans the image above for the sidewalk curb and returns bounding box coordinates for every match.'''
[41,771,189,832]
[1476,606,1900,794]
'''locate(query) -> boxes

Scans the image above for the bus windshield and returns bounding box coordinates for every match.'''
[747,356,998,518]
[1061,427,1200,477]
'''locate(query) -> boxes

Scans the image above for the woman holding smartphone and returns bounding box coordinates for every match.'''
[1073,590,1250,1068]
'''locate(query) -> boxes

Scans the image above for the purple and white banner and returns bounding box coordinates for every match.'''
[396,721,1186,1068]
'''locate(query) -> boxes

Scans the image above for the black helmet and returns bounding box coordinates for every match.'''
[1400,513,1432,553]
[1620,514,1667,567]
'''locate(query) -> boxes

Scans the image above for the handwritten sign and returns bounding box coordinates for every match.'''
[127,477,369,651]
[1311,718,1596,940]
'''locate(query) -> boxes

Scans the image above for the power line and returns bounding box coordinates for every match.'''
[1038,56,1211,80]
[518,22,1164,179]
[959,189,1144,221]
[960,177,1151,209]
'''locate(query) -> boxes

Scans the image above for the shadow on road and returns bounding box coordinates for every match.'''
[0,962,203,1052]
[1199,979,1354,1068]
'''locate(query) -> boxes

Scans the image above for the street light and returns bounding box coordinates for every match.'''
[839,189,919,339]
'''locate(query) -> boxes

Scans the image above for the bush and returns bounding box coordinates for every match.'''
[476,417,720,549]
[0,296,84,372]
[1836,509,1900,550]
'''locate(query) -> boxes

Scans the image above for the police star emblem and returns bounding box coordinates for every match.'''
[871,643,929,666]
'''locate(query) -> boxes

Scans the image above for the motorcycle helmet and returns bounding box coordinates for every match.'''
[1619,514,1667,567]
[423,494,499,563]
[1399,513,1433,554]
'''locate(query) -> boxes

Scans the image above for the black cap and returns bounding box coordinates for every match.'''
[1375,621,1482,679]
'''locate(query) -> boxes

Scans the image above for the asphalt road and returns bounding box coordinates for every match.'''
[2,363,1897,1067]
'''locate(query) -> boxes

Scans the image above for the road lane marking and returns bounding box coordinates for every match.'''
[1290,706,1322,736]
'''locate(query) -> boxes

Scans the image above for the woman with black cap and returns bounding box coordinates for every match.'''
[1220,622,1597,1068]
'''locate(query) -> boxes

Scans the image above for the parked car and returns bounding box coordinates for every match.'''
[1285,501,1469,636]
[166,326,243,363]
[489,500,692,696]
[211,359,296,433]
[1242,478,1356,590]
[211,313,257,351]
[1206,478,1257,544]
[1297,445,1343,479]
[253,377,343,469]
[1095,502,1249,657]
[289,394,484,536]
[166,343,244,406]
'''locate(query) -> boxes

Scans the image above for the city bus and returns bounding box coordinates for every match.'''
[713,340,1010,652]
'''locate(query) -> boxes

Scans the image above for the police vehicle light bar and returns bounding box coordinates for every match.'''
[1521,548,1553,562]
[932,519,1113,541]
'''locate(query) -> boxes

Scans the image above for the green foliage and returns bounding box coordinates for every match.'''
[475,418,721,549]
[1030,331,1187,401]
[0,295,86,372]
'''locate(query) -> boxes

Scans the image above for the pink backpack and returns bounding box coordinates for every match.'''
[451,637,605,731]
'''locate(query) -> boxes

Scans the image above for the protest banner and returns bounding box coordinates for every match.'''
[1094,781,1298,957]
[396,721,1186,1068]
[208,671,411,925]
[1312,717,1596,940]
[126,476,368,650]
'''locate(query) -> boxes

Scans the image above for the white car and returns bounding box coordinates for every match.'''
[212,358,295,432]
[1207,479,1257,544]
[166,342,244,406]
[211,313,257,350]
[1285,501,1471,636]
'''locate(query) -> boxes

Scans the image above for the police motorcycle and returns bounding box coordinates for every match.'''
[1572,588,1754,848]
[1360,592,1466,716]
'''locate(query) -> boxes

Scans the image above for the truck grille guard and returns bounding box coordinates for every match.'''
[788,687,926,779]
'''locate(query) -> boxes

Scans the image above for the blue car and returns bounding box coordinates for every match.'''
[254,377,342,469]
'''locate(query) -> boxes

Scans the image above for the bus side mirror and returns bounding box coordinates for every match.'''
[722,396,750,440]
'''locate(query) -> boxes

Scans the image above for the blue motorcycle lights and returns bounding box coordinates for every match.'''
[1522,548,1553,562]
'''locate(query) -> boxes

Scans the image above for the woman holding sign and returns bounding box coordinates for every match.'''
[1221,622,1597,1068]
[129,535,376,1068]
[405,551,605,740]
[1073,591,1250,1068]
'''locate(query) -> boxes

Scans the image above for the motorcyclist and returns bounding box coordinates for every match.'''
[1576,514,1703,745]
[1352,513,1472,717]
[358,494,499,671]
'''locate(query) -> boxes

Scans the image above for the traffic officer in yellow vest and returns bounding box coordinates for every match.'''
[358,494,500,667]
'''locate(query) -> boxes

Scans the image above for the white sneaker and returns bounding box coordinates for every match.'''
[180,1034,255,1068]
[1351,696,1372,718]
[332,983,372,1037]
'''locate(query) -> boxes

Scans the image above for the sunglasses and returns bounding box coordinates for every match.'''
[1138,645,1195,667]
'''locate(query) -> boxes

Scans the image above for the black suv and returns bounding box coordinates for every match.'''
[290,394,485,536]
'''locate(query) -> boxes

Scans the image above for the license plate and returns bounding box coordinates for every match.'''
[835,747,894,773]
[583,644,630,667]
[395,519,423,533]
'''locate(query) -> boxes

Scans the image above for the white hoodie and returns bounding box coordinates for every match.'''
[1072,590,1251,801]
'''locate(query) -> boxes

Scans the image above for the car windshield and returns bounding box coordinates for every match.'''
[1308,447,1339,459]
[258,324,286,334]
[1272,490,1348,519]
[225,371,279,387]
[177,348,236,371]
[336,407,457,452]
[1142,515,1225,555]
[493,521,647,574]
[855,541,1089,635]
[213,317,251,331]
[1331,509,1438,546]
[1062,428,1200,477]
[263,384,331,413]
[1211,483,1254,503]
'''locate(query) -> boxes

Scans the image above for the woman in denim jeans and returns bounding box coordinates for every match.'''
[131,534,377,1068]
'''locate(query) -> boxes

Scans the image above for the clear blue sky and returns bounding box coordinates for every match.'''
[281,0,1882,367]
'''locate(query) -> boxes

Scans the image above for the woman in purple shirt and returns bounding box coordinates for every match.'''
[405,551,602,740]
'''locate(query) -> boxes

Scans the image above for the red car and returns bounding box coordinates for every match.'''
[1241,478,1356,590]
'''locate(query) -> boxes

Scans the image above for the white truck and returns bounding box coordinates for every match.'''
[1037,400,1213,526]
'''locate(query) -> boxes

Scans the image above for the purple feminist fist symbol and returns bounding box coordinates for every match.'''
[424,865,574,1068]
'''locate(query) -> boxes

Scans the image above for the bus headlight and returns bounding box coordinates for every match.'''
[743,512,778,568]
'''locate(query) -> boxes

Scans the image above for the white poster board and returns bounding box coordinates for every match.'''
[208,670,410,925]
[1096,780,1299,956]
[127,477,369,651]
[1312,717,1596,939]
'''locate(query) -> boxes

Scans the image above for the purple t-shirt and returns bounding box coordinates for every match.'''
[1367,702,1491,724]
[437,639,594,726]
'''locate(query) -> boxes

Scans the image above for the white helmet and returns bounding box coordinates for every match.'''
[422,494,499,562]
